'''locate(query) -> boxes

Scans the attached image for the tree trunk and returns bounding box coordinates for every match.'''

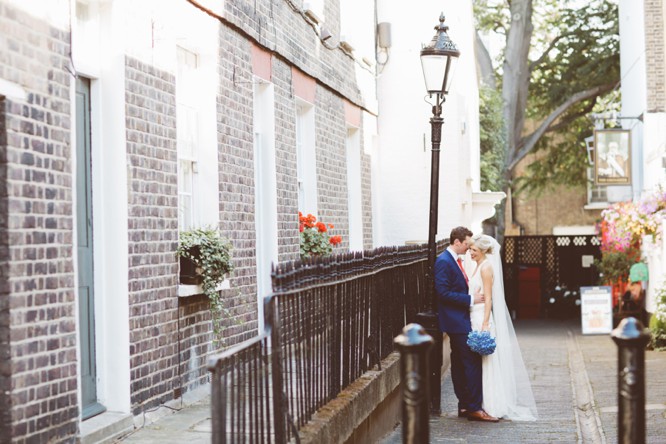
[502,0,534,167]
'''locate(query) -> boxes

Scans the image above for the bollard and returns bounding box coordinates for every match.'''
[611,317,651,444]
[394,323,434,444]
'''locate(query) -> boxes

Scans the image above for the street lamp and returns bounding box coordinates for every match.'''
[417,12,460,415]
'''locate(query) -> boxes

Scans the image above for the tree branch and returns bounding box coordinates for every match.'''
[529,33,568,71]
[507,82,617,171]
[529,27,612,72]
[541,99,596,133]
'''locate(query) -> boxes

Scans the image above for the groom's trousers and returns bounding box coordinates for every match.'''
[448,333,483,412]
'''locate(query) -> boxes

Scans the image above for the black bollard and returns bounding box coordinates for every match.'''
[394,323,434,444]
[611,317,651,444]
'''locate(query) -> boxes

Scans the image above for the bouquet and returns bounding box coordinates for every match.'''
[467,330,496,355]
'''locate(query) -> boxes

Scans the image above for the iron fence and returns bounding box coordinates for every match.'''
[208,243,433,443]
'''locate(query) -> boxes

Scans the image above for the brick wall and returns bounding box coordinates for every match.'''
[217,27,262,342]
[0,98,11,442]
[0,0,376,438]
[512,153,601,235]
[0,3,78,441]
[361,133,373,250]
[222,1,364,108]
[645,0,666,112]
[316,87,350,248]
[125,57,181,413]
[273,57,301,262]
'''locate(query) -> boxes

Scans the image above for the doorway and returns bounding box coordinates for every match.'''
[75,77,105,419]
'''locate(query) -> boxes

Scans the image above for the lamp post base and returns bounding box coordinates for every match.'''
[416,310,443,415]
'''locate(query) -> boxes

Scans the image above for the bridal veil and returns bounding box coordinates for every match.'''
[487,236,538,421]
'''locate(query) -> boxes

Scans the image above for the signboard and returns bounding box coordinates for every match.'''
[580,286,613,334]
[593,129,631,185]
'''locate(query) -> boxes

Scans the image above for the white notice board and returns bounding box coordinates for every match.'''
[580,286,613,334]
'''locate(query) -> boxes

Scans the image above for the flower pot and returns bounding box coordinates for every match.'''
[179,247,203,285]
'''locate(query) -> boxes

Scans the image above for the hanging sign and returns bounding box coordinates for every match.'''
[593,129,631,185]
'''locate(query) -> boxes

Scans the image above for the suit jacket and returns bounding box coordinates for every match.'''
[435,250,472,334]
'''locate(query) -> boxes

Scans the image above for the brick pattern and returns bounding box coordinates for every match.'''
[361,133,374,249]
[315,87,350,248]
[0,4,78,442]
[125,57,182,413]
[645,0,666,112]
[0,98,11,442]
[223,0,364,109]
[513,184,601,235]
[273,57,301,262]
[217,27,262,343]
[0,0,375,438]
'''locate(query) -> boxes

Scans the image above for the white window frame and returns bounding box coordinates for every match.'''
[253,79,278,332]
[296,99,318,215]
[176,45,219,231]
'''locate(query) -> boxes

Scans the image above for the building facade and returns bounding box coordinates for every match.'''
[0,0,378,441]
[619,0,666,313]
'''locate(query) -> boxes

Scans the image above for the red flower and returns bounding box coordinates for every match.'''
[329,235,342,246]
[316,222,327,232]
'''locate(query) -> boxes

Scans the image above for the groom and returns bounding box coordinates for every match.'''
[434,226,499,422]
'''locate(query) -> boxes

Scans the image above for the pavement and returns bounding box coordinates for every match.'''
[380,319,666,444]
[113,318,666,443]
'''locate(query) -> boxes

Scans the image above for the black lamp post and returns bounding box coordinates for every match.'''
[416,12,460,415]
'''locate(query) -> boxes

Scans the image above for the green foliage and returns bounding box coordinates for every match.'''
[479,86,506,192]
[176,227,233,338]
[515,124,589,195]
[474,0,620,195]
[649,283,666,350]
[300,228,333,258]
[593,251,632,285]
[529,1,619,118]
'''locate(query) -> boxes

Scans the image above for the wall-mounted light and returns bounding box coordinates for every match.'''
[377,22,392,49]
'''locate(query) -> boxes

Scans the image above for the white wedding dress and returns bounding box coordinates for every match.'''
[468,244,538,421]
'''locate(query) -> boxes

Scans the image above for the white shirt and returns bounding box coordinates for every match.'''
[446,246,473,306]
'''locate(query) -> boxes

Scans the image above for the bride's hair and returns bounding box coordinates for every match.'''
[471,234,494,254]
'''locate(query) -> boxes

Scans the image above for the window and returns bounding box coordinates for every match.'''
[296,100,317,215]
[176,47,200,230]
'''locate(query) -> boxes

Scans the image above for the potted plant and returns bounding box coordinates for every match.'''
[176,227,234,335]
[299,212,342,259]
[649,282,666,350]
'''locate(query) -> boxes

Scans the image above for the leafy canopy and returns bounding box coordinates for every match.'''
[474,0,620,195]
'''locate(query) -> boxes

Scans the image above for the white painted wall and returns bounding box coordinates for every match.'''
[376,0,485,246]
[70,0,132,416]
[619,0,666,314]
[253,80,278,333]
[619,0,647,201]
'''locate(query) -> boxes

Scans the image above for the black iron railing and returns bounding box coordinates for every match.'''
[208,244,434,443]
[208,334,274,444]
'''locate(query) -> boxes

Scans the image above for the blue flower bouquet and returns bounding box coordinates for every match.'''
[467,330,496,355]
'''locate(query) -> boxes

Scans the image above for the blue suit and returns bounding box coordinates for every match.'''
[434,249,482,412]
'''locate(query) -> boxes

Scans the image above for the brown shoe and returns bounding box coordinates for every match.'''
[467,410,499,422]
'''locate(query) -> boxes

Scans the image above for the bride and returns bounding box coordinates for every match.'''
[467,234,538,421]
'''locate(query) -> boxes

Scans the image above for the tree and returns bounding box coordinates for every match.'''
[474,0,620,236]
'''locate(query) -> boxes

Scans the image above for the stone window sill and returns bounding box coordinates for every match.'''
[178,280,230,298]
[584,202,610,210]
